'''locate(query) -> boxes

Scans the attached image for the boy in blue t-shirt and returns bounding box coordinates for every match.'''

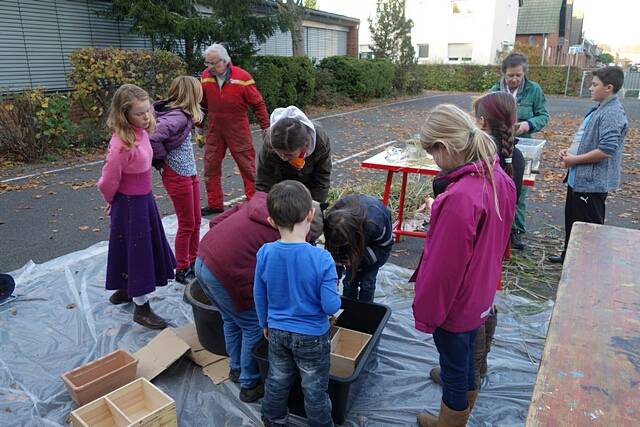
[254,180,341,427]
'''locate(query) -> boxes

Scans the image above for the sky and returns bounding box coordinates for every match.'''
[316,0,639,49]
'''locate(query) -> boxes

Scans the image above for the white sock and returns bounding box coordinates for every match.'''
[132,294,149,306]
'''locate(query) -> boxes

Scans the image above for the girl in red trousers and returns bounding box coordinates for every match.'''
[413,105,516,426]
[98,84,176,329]
[150,76,203,283]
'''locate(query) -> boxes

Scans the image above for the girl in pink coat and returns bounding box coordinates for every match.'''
[414,104,516,427]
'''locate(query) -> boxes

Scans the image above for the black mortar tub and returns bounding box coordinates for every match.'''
[183,280,228,356]
[252,297,391,425]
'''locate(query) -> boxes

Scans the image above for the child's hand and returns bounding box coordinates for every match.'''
[561,153,577,168]
[263,328,269,339]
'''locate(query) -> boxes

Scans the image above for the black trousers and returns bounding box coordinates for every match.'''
[562,186,607,256]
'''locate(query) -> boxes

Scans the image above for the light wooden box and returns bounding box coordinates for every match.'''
[330,327,372,378]
[62,349,138,405]
[71,378,176,427]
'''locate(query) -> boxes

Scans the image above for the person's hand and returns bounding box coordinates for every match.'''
[104,204,112,216]
[515,121,530,136]
[263,328,269,339]
[559,149,568,159]
[561,153,577,169]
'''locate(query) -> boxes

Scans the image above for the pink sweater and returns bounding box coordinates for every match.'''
[97,128,153,204]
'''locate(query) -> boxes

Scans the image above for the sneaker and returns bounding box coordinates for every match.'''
[239,381,264,403]
[175,268,190,284]
[201,206,224,216]
[228,368,241,384]
[547,254,564,264]
[261,416,286,427]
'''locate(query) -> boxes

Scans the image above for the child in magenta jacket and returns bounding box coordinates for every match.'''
[98,84,177,330]
[413,104,516,427]
[149,76,203,283]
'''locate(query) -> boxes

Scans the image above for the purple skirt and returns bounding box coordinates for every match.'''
[105,192,176,297]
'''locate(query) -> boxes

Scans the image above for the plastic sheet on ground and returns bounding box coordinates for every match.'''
[1,215,552,426]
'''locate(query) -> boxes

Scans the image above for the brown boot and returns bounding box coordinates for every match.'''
[473,324,487,389]
[482,308,498,377]
[429,367,443,386]
[133,302,168,329]
[417,400,471,427]
[109,289,132,305]
[467,389,479,412]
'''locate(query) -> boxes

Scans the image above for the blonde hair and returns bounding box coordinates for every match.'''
[420,104,502,217]
[106,84,156,149]
[166,76,204,125]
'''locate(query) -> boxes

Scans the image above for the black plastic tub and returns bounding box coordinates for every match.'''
[183,280,228,356]
[252,297,391,425]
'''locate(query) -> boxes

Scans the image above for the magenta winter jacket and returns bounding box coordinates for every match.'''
[412,159,516,334]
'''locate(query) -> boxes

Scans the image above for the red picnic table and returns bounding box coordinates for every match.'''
[361,148,536,241]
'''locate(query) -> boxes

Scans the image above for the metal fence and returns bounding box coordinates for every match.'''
[579,69,640,98]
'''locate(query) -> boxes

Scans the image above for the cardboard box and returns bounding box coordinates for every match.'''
[61,349,138,405]
[330,327,372,378]
[71,378,176,427]
[133,329,190,381]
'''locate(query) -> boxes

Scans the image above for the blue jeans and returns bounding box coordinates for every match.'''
[194,258,262,389]
[262,329,333,427]
[338,258,386,303]
[433,327,479,411]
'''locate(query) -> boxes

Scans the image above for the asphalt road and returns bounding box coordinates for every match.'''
[1,93,639,272]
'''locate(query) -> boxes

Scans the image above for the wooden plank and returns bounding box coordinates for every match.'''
[527,222,640,426]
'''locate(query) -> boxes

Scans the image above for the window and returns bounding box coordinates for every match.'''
[418,44,429,58]
[448,43,472,62]
[528,35,536,45]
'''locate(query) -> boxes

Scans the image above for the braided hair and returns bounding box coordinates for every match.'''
[473,92,517,177]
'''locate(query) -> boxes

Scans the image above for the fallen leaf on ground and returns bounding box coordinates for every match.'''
[78,225,90,231]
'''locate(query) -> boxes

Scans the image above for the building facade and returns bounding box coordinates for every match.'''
[406,0,521,65]
[0,0,358,91]
[515,0,597,67]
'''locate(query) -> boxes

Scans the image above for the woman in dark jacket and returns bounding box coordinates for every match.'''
[324,195,393,303]
[256,106,331,207]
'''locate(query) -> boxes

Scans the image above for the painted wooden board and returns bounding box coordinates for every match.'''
[526,222,640,426]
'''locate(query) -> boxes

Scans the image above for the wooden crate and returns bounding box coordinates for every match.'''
[71,378,176,427]
[330,327,371,378]
[62,349,138,405]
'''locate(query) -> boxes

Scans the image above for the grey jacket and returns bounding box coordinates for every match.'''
[573,96,628,193]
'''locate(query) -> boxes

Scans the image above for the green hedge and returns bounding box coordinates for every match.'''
[318,56,395,102]
[252,56,316,110]
[418,64,582,95]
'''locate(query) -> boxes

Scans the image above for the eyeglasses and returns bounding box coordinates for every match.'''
[204,58,224,67]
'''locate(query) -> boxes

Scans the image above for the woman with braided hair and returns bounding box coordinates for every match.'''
[474,91,525,199]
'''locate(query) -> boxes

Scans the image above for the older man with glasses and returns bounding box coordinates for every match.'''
[198,43,270,216]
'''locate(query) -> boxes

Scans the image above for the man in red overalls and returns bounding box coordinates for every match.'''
[199,43,270,216]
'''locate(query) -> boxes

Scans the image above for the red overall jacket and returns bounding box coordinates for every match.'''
[200,65,269,150]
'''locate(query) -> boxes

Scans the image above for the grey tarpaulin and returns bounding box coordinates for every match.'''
[0,215,552,426]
